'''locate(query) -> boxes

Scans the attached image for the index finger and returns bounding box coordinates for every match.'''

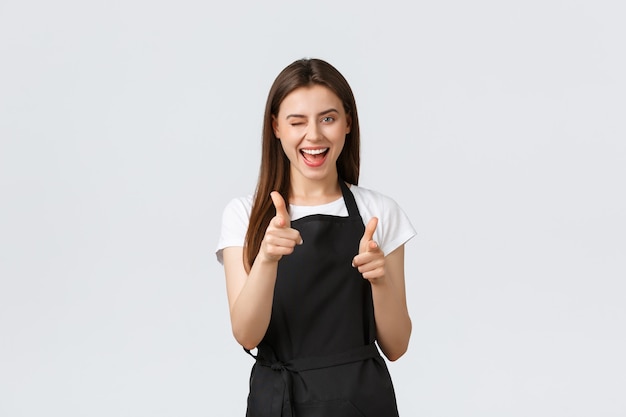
[362,217,378,243]
[270,191,290,227]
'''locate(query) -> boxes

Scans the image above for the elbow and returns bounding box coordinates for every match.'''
[241,341,257,351]
[230,309,270,351]
[232,326,260,352]
[385,344,408,362]
[382,321,412,362]
[233,333,255,351]
[235,334,258,352]
[379,337,409,361]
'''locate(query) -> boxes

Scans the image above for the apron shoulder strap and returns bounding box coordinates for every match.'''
[339,181,362,220]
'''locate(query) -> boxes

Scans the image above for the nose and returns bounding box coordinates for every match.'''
[304,121,322,141]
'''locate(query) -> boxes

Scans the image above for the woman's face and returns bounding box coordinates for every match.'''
[273,85,351,187]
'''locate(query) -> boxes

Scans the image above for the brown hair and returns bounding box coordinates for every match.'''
[243,58,361,271]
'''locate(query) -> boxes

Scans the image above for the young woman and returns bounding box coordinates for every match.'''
[216,58,416,417]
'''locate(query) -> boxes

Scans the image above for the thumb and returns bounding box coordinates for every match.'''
[270,191,290,227]
[359,217,378,252]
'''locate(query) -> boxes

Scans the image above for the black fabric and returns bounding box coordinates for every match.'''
[245,181,399,417]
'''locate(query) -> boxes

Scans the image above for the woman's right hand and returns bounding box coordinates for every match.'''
[258,191,303,263]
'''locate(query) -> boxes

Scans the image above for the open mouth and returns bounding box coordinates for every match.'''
[300,148,329,166]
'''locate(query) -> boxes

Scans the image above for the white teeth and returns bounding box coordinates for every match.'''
[301,148,328,155]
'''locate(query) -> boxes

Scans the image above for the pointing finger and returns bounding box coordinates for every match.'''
[270,191,290,227]
[359,217,378,252]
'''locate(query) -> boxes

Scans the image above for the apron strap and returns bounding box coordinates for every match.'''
[339,180,362,221]
[288,342,379,371]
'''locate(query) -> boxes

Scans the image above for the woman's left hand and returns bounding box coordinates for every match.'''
[352,217,385,282]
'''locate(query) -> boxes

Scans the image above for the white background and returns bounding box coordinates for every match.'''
[1,0,625,416]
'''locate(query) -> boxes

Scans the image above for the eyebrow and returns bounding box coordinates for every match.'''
[285,108,339,119]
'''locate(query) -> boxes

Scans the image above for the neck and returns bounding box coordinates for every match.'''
[289,173,342,206]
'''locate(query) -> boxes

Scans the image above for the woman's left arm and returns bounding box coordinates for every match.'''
[352,218,412,361]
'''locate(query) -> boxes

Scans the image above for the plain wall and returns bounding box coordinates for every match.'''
[1,0,624,415]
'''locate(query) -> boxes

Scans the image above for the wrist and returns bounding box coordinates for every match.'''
[256,252,281,266]
[367,275,386,287]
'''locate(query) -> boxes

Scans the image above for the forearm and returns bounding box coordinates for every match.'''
[230,258,278,350]
[371,275,412,361]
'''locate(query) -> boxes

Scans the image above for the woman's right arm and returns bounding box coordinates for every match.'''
[223,247,279,350]
[222,192,301,350]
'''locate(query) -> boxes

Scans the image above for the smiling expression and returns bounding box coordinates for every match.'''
[273,85,351,186]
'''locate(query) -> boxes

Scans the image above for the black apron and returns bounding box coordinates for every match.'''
[245,181,399,417]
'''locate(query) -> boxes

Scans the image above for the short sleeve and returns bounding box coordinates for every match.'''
[350,185,416,256]
[377,194,416,256]
[215,196,252,264]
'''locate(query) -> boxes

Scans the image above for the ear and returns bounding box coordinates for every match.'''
[345,113,352,134]
[272,115,280,139]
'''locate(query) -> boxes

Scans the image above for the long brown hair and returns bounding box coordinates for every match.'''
[243,58,361,271]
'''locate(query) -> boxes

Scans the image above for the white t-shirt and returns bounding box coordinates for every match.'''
[215,184,416,264]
